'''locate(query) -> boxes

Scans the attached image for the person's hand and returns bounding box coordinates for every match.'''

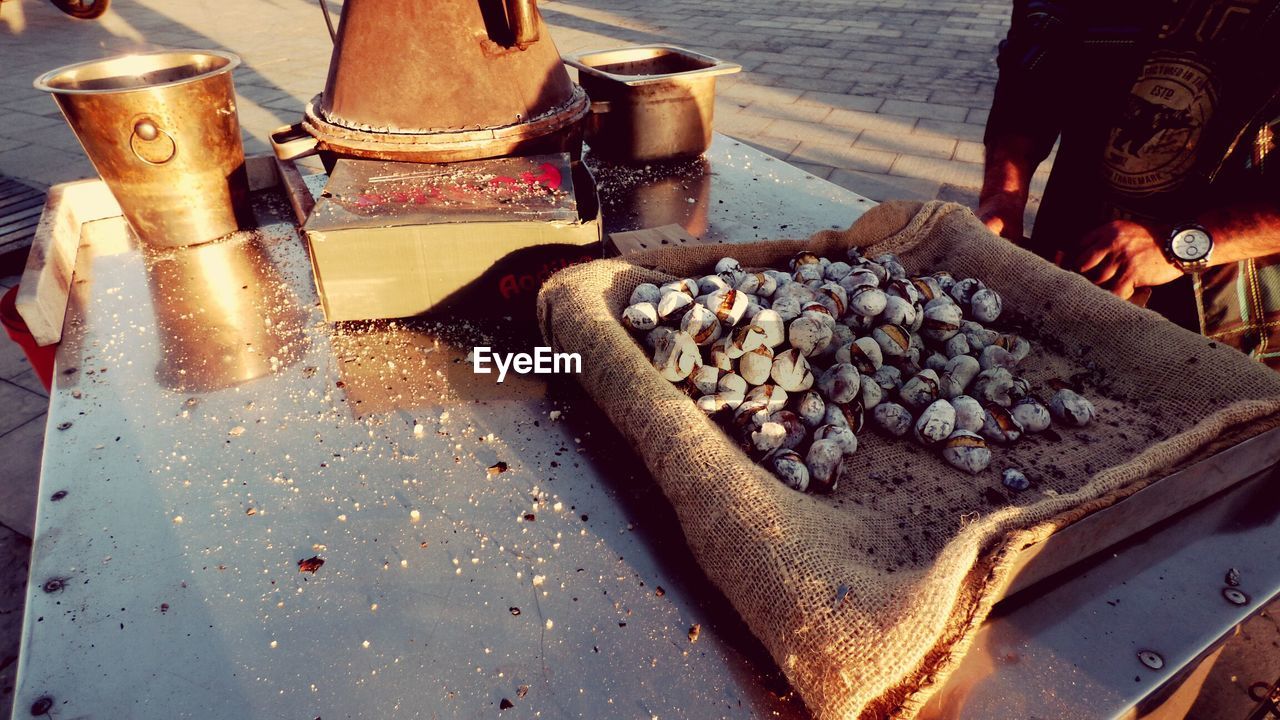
[976,190,1026,241]
[1066,220,1182,300]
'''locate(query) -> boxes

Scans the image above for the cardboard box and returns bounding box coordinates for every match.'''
[303,153,601,322]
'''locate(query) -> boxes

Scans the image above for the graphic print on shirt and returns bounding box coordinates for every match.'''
[1103,52,1219,197]
[1102,0,1268,198]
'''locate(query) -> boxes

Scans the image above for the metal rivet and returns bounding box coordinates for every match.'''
[133,119,159,141]
[56,422,72,431]
[50,491,67,502]
[1223,587,1250,606]
[41,578,63,594]
[29,696,53,715]
[1137,650,1164,670]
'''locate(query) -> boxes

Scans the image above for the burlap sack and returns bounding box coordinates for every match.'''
[536,200,1280,719]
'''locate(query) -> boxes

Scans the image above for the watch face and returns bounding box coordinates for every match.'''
[1171,228,1211,261]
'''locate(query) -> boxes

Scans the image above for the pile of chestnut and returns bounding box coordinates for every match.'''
[620,249,1096,494]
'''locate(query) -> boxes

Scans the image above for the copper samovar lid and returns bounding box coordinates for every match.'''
[302,0,587,163]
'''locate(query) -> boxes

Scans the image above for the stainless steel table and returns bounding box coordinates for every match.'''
[11,135,1278,719]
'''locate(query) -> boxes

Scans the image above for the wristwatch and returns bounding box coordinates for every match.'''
[1162,223,1214,273]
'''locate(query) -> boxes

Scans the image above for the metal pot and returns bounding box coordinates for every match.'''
[565,46,740,163]
[34,50,251,249]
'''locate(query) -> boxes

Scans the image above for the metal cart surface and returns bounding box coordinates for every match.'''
[11,135,1279,719]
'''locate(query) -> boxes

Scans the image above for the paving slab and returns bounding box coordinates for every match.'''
[762,74,856,95]
[781,45,848,59]
[761,118,856,149]
[739,136,802,161]
[953,139,985,164]
[0,415,42,538]
[0,112,61,135]
[752,103,834,124]
[0,523,32,720]
[0,324,34,382]
[789,142,897,174]
[717,81,804,106]
[0,381,47,438]
[794,91,885,113]
[915,118,988,143]
[13,122,81,154]
[829,167,943,203]
[2,95,61,118]
[824,68,903,86]
[928,88,997,109]
[854,128,957,159]
[712,107,775,138]
[7,370,46,399]
[880,98,971,122]
[935,181,981,208]
[758,62,830,79]
[0,145,90,189]
[890,153,984,187]
[826,108,918,134]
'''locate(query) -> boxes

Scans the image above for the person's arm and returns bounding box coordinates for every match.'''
[977,0,1075,239]
[977,134,1043,241]
[1199,202,1280,264]
[1067,203,1280,299]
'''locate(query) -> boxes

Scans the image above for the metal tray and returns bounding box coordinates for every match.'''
[565,46,741,162]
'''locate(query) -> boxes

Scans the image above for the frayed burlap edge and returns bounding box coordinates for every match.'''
[536,200,1280,719]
